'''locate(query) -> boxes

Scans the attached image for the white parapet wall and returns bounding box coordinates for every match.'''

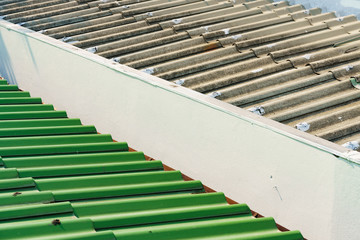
[1,20,360,240]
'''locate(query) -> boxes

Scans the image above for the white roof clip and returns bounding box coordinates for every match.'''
[248,106,265,116]
[342,141,360,151]
[201,26,210,33]
[86,46,98,53]
[38,30,47,34]
[62,36,72,42]
[252,68,263,73]
[147,12,153,17]
[344,65,354,71]
[231,34,242,40]
[209,91,221,98]
[122,5,129,9]
[303,10,310,15]
[222,28,230,35]
[112,57,121,63]
[337,17,344,22]
[142,68,155,75]
[303,54,312,60]
[172,18,182,24]
[295,122,310,132]
[174,79,185,86]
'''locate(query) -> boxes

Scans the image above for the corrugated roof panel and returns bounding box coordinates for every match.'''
[0,79,303,239]
[1,0,351,150]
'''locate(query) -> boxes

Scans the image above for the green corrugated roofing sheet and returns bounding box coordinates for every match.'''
[0,79,303,239]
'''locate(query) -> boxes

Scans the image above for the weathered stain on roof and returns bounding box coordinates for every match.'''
[1,0,360,151]
[0,78,304,239]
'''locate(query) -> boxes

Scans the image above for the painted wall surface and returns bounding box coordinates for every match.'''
[275,0,360,19]
[1,21,360,240]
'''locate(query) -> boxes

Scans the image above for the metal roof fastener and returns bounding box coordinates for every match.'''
[209,91,221,98]
[142,68,155,75]
[112,57,121,63]
[172,19,183,24]
[86,46,98,54]
[342,141,360,151]
[248,106,265,116]
[295,122,310,132]
[174,79,185,86]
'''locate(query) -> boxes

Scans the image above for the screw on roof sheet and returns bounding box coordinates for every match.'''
[12,192,22,197]
[209,91,221,98]
[172,19,183,24]
[295,122,310,132]
[337,17,344,22]
[52,219,61,226]
[147,12,153,17]
[303,10,310,14]
[344,65,354,72]
[350,78,360,89]
[86,46,98,54]
[174,79,185,86]
[38,30,47,34]
[142,68,155,75]
[248,106,265,116]
[122,5,129,9]
[231,34,242,40]
[342,141,360,151]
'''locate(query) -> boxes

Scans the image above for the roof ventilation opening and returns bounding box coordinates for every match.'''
[295,122,310,132]
[342,141,360,151]
[248,106,265,116]
[209,91,221,98]
[174,79,185,86]
[86,47,98,54]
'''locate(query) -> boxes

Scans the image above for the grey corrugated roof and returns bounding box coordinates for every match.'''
[2,0,359,151]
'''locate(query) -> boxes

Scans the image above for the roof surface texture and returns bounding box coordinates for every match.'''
[0,79,303,239]
[1,0,359,152]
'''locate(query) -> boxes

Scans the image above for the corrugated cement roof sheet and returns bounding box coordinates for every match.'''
[1,0,359,152]
[0,79,303,239]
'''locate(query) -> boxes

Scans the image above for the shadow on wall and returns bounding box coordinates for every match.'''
[275,0,360,19]
[0,31,16,85]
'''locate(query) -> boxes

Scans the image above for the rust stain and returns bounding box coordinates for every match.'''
[203,42,220,51]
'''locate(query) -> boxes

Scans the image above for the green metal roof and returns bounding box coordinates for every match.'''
[0,79,303,239]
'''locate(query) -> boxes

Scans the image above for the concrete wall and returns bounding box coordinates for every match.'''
[1,20,360,240]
